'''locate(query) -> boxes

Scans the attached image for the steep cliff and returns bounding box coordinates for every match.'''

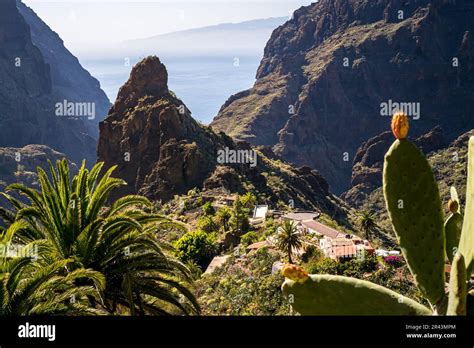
[97,56,345,216]
[341,126,446,207]
[341,127,473,234]
[211,0,474,193]
[17,0,111,138]
[0,0,109,166]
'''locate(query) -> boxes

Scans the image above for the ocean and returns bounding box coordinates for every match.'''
[82,55,261,125]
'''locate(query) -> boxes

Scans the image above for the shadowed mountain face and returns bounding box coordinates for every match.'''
[17,0,111,139]
[97,56,345,217]
[210,0,474,193]
[0,0,110,166]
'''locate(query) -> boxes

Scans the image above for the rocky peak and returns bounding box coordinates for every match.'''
[98,57,344,217]
[117,56,168,107]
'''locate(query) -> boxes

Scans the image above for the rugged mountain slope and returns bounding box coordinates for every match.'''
[0,0,109,165]
[341,126,446,207]
[211,0,474,193]
[0,145,78,190]
[342,127,473,234]
[97,56,346,217]
[17,0,111,138]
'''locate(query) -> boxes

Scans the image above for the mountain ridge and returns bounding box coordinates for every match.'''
[210,0,474,193]
[97,56,348,220]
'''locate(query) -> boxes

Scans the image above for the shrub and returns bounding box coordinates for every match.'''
[202,201,215,216]
[175,230,217,269]
[197,215,218,233]
[303,257,338,275]
[383,255,404,268]
[241,231,259,246]
[240,192,257,209]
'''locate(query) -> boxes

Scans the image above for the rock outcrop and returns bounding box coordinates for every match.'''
[98,56,344,216]
[0,144,78,190]
[0,0,109,166]
[210,0,474,193]
[341,126,445,207]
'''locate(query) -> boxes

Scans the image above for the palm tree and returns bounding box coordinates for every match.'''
[275,220,302,264]
[357,210,377,240]
[0,160,199,315]
[216,207,232,232]
[0,237,105,315]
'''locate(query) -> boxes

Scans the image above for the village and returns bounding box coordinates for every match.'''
[201,195,401,276]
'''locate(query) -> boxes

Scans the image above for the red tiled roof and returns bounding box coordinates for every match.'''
[302,220,342,239]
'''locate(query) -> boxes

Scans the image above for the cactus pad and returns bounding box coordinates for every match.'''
[447,253,467,316]
[445,212,463,263]
[383,139,445,303]
[282,274,431,315]
[459,137,474,275]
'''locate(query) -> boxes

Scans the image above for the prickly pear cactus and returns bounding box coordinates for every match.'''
[447,253,467,316]
[445,214,463,263]
[383,137,446,304]
[282,274,431,315]
[458,137,474,275]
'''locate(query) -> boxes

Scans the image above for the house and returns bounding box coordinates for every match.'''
[301,220,345,239]
[282,212,319,222]
[253,205,268,219]
[281,211,375,262]
[250,205,269,226]
[321,235,375,262]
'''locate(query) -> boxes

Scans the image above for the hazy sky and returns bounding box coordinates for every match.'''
[23,0,313,54]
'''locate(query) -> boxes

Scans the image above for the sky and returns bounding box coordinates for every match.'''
[23,0,314,55]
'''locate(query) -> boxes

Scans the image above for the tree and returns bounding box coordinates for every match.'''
[357,210,377,240]
[197,215,218,233]
[201,201,215,216]
[275,220,302,264]
[174,230,217,269]
[240,192,257,209]
[0,239,105,315]
[0,160,199,315]
[229,197,250,234]
[216,207,232,232]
